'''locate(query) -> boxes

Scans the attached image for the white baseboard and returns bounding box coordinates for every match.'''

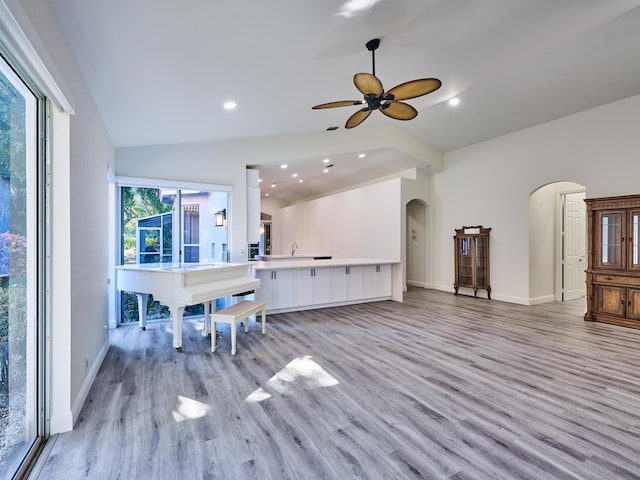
[430,284,530,305]
[406,280,430,289]
[528,295,556,305]
[70,338,110,428]
[431,283,456,293]
[49,412,73,434]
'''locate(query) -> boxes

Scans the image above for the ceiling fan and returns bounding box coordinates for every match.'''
[312,38,442,129]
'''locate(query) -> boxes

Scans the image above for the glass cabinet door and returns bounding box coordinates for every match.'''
[476,237,488,286]
[632,211,640,269]
[599,212,623,267]
[456,237,473,286]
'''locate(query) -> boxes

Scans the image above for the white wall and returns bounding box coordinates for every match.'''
[432,94,640,304]
[260,196,286,255]
[278,178,403,261]
[14,0,115,432]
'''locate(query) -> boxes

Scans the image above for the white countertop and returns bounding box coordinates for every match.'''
[254,254,323,261]
[251,258,399,270]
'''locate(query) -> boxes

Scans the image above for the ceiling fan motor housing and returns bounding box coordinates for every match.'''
[366,38,380,51]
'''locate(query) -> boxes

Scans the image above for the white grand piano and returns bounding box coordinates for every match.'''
[116,262,260,351]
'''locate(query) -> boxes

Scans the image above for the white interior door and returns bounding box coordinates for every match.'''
[563,191,586,300]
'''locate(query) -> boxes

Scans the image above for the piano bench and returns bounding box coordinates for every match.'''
[210,300,267,355]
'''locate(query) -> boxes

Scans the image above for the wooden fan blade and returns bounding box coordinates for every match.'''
[380,101,418,121]
[354,73,383,96]
[345,109,372,129]
[312,100,364,109]
[385,78,441,101]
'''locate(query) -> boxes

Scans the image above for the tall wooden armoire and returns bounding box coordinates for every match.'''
[585,194,640,329]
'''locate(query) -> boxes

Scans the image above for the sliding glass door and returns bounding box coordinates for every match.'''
[0,54,44,478]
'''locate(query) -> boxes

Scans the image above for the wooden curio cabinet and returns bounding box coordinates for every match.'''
[454,226,491,299]
[585,194,640,329]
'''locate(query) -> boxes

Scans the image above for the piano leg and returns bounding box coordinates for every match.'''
[135,293,149,330]
[202,301,221,337]
[202,301,217,337]
[167,304,186,351]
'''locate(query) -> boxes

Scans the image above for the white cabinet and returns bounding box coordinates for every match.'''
[363,265,377,298]
[331,267,347,302]
[347,266,363,300]
[255,269,294,309]
[257,262,394,313]
[331,266,363,301]
[294,267,332,306]
[313,267,333,304]
[254,270,273,306]
[363,264,392,298]
[376,264,392,297]
[294,268,313,306]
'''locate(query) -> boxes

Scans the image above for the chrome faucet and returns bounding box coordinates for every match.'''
[291,242,298,256]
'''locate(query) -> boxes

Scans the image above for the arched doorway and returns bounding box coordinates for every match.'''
[406,199,428,288]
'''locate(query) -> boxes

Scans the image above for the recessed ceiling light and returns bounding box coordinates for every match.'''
[292,173,298,178]
[448,97,460,106]
[359,153,366,158]
[271,183,276,188]
[223,101,236,110]
[258,178,262,183]
[323,158,330,163]
[280,164,288,169]
[265,193,269,197]
[323,169,329,173]
[299,179,304,183]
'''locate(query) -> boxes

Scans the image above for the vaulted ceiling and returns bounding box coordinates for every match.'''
[50,0,640,203]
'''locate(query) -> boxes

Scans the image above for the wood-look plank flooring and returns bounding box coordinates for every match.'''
[33,288,640,479]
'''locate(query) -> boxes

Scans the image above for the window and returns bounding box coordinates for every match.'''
[183,205,200,262]
[118,182,229,325]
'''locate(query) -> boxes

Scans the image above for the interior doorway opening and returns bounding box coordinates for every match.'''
[406,199,428,289]
[529,181,587,304]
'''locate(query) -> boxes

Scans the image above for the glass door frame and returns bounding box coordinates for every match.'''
[0,51,48,478]
[630,210,640,270]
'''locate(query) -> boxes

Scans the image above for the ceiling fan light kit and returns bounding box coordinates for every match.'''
[312,38,441,129]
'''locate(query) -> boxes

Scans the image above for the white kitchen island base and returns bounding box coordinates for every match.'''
[252,258,402,314]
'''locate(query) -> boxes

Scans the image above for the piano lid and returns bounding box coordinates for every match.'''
[116,262,248,273]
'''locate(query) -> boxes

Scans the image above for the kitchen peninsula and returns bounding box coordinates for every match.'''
[252,258,402,314]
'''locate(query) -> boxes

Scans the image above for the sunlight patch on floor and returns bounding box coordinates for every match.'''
[245,355,339,403]
[172,395,211,422]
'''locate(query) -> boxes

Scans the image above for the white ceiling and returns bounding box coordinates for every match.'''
[49,0,640,204]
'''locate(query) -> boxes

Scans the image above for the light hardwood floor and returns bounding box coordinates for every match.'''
[32,288,640,479]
